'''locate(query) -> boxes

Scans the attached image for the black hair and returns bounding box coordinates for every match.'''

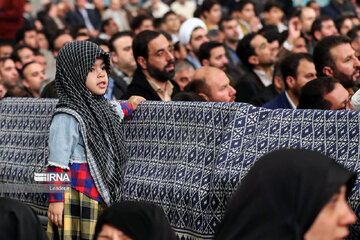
[132,30,161,69]
[264,0,283,13]
[158,30,172,42]
[313,35,351,77]
[162,11,177,23]
[130,14,153,32]
[280,53,313,89]
[198,41,224,63]
[311,16,333,39]
[236,32,257,70]
[20,61,37,79]
[347,25,360,41]
[232,0,254,13]
[15,26,37,45]
[201,0,220,14]
[11,44,34,63]
[298,77,339,110]
[101,18,112,33]
[219,16,236,31]
[109,31,134,53]
[88,38,109,49]
[335,15,352,34]
[172,91,207,101]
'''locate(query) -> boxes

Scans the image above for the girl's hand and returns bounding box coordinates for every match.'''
[128,96,146,110]
[48,202,64,227]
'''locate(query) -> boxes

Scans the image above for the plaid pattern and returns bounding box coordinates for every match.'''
[47,164,103,202]
[120,101,132,119]
[47,188,105,240]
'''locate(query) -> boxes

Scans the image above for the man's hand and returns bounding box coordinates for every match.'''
[48,202,64,227]
[287,17,302,45]
[128,96,146,110]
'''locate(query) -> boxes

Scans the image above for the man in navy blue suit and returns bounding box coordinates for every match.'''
[263,53,316,109]
[66,0,101,38]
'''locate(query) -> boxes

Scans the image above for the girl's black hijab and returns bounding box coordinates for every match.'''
[0,198,47,240]
[55,40,128,205]
[93,201,177,240]
[215,149,356,240]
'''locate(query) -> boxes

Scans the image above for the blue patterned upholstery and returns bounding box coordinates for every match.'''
[1,98,360,239]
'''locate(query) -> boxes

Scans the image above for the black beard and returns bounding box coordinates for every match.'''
[333,68,356,89]
[147,61,175,82]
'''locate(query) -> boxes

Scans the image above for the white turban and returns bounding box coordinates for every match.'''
[179,18,208,46]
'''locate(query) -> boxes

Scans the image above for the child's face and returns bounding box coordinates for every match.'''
[86,58,108,95]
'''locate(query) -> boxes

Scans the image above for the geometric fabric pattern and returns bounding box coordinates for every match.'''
[1,98,360,239]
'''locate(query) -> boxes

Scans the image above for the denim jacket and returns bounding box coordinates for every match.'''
[47,101,125,169]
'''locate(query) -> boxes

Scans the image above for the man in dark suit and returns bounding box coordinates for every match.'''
[66,0,101,37]
[235,33,276,103]
[263,53,317,109]
[123,30,179,100]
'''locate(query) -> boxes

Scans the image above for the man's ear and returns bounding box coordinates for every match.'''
[137,56,147,70]
[286,76,296,89]
[22,79,29,88]
[198,92,210,102]
[186,42,192,52]
[322,66,334,77]
[15,61,22,71]
[248,55,259,66]
[202,59,210,66]
[111,51,118,64]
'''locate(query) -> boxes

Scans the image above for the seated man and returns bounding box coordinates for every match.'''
[21,61,47,98]
[298,77,351,110]
[181,66,236,102]
[263,53,316,109]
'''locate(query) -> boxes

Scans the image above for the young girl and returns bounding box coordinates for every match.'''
[46,40,145,240]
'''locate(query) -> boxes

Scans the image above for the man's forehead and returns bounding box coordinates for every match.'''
[330,43,354,59]
[210,46,225,55]
[191,28,206,38]
[250,34,267,48]
[148,35,169,51]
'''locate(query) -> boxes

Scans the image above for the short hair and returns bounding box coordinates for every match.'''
[158,30,172,42]
[236,32,257,70]
[281,53,313,89]
[347,25,360,41]
[11,44,34,63]
[311,16,333,38]
[198,41,224,63]
[88,38,109,48]
[175,59,194,73]
[184,79,210,95]
[132,30,162,69]
[109,31,134,53]
[4,86,32,98]
[101,18,112,33]
[264,0,283,12]
[20,61,37,79]
[15,26,36,44]
[130,14,153,32]
[201,0,220,14]
[335,16,352,33]
[162,10,177,23]
[232,0,254,13]
[298,77,339,110]
[219,16,235,31]
[313,35,351,77]
[172,91,207,101]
